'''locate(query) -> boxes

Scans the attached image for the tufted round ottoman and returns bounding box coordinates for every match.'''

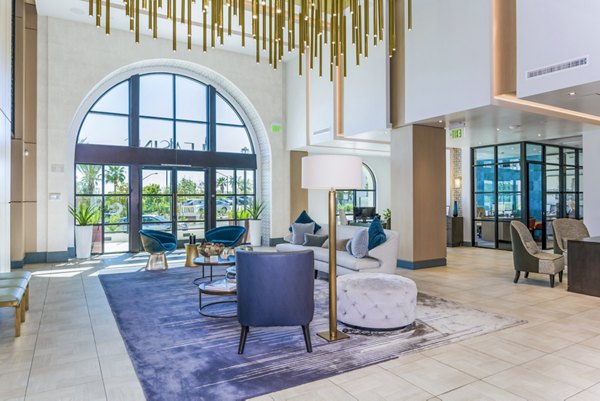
[337,273,417,330]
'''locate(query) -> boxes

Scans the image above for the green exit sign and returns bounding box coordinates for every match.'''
[450,128,463,139]
[271,123,282,134]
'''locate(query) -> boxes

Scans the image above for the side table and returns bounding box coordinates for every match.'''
[184,243,199,267]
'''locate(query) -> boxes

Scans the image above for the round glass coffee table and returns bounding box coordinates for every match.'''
[192,256,236,284]
[198,279,237,318]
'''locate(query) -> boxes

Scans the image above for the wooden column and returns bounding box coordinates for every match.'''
[391,125,447,268]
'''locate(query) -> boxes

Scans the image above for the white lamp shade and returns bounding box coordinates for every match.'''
[302,155,362,189]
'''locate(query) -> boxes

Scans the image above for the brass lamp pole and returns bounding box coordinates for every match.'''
[302,155,362,342]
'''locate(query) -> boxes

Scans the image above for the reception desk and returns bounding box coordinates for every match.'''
[568,237,600,297]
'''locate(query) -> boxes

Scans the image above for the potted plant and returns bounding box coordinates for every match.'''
[69,203,100,259]
[246,201,266,246]
[382,208,391,229]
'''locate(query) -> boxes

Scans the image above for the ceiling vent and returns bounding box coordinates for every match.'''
[527,56,589,79]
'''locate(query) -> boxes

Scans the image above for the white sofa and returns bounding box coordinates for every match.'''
[275,224,399,275]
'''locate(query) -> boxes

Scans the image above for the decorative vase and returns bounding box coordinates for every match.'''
[452,201,458,217]
[248,219,262,246]
[75,225,94,259]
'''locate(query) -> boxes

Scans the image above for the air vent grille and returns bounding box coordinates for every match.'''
[527,56,589,79]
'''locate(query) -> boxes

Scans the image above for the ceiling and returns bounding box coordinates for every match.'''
[35,0,596,154]
[36,0,260,58]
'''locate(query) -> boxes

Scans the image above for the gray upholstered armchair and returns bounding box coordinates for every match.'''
[236,250,315,354]
[552,218,590,256]
[510,221,565,288]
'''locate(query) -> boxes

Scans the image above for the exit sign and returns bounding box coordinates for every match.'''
[450,128,463,139]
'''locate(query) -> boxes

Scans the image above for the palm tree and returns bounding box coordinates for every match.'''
[105,166,126,193]
[77,164,101,194]
[216,176,228,194]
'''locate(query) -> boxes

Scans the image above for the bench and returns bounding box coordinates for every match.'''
[0,272,32,337]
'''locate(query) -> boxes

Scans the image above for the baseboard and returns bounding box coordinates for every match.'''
[462,242,473,247]
[397,258,447,270]
[12,250,71,267]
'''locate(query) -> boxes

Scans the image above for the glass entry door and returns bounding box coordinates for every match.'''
[141,167,207,244]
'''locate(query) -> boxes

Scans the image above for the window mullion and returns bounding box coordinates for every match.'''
[130,75,140,147]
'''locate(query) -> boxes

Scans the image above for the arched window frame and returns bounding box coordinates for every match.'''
[337,163,377,220]
[74,72,258,253]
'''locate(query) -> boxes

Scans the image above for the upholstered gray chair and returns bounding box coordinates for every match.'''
[510,221,564,288]
[236,250,314,354]
[552,218,590,256]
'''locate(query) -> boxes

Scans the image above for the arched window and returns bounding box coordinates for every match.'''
[75,73,257,253]
[337,163,377,221]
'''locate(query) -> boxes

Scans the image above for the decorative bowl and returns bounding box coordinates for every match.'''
[198,242,225,257]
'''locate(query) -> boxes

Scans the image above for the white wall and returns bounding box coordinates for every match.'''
[306,154,391,225]
[517,0,600,98]
[0,1,12,271]
[404,0,492,123]
[342,13,389,137]
[37,17,288,253]
[284,56,307,151]
[583,131,600,236]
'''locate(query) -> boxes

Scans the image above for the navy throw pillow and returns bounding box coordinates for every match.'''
[368,217,387,250]
[288,210,321,234]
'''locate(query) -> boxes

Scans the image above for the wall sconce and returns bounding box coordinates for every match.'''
[454,176,462,189]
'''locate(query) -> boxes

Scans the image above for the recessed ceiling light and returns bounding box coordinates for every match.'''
[496,128,500,131]
[538,133,542,137]
[438,120,443,124]
[568,91,576,96]
[509,124,521,130]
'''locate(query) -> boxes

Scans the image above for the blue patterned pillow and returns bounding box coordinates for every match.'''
[346,229,369,258]
[368,217,387,250]
[288,210,321,234]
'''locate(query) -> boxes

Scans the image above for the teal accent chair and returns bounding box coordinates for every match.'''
[205,226,246,248]
[139,229,177,271]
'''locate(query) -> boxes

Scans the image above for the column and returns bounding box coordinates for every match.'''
[391,125,447,268]
[583,131,600,236]
[0,1,12,272]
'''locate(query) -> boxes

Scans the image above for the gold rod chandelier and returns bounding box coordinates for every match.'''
[89,0,396,80]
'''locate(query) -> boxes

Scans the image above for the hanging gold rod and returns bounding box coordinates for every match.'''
[89,0,397,78]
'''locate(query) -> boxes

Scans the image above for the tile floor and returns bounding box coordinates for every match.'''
[1,247,600,400]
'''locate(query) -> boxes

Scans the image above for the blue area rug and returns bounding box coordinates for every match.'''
[99,267,523,401]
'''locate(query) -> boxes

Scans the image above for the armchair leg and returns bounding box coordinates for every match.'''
[559,271,563,283]
[524,272,529,278]
[238,325,249,354]
[302,324,312,353]
[146,253,168,271]
[550,274,555,288]
[513,271,520,284]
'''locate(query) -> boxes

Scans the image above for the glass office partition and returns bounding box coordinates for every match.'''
[472,142,582,250]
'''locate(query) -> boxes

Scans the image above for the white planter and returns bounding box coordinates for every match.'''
[75,225,93,259]
[249,219,262,246]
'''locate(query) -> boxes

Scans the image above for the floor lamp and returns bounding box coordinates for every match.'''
[302,155,362,342]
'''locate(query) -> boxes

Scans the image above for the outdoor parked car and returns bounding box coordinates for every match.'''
[117,215,188,232]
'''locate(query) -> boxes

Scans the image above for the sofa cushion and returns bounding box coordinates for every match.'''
[335,252,380,271]
[288,210,321,234]
[322,238,350,251]
[275,243,311,253]
[291,222,315,245]
[368,217,387,250]
[346,229,369,258]
[303,234,328,247]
